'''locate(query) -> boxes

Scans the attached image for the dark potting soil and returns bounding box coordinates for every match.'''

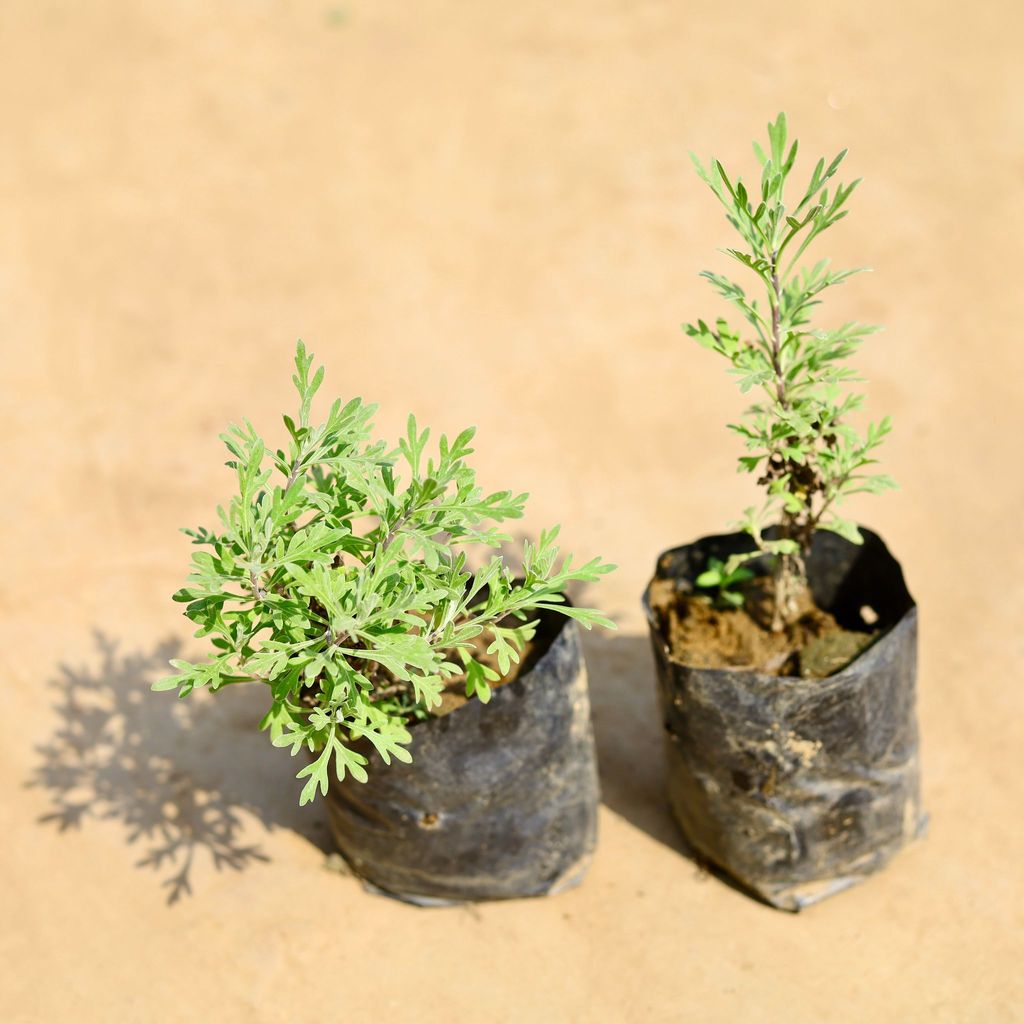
[647,575,879,678]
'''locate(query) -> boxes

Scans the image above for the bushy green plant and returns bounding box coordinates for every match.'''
[686,113,895,630]
[155,343,615,804]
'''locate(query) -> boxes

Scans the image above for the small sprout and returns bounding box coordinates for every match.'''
[695,556,756,609]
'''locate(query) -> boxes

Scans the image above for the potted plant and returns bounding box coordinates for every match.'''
[156,342,615,904]
[643,114,924,910]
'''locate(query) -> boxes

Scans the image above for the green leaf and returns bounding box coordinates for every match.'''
[695,569,723,588]
[332,741,370,784]
[464,658,497,703]
[820,517,864,545]
[767,111,787,167]
[151,674,186,693]
[349,711,412,766]
[764,538,799,556]
[296,744,332,806]
[534,604,617,631]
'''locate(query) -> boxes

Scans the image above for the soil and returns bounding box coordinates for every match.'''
[648,576,879,678]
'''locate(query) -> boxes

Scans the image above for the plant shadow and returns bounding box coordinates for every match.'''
[28,602,716,903]
[28,632,332,904]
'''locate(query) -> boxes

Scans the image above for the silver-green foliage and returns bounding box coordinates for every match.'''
[686,113,896,627]
[155,343,615,804]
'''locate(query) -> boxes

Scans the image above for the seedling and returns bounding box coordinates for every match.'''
[686,113,896,631]
[694,556,755,609]
[156,343,615,804]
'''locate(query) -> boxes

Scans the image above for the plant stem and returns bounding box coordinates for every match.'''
[768,252,788,410]
[807,466,853,533]
[766,249,811,632]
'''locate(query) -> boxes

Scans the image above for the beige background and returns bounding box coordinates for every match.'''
[2,2,1022,1021]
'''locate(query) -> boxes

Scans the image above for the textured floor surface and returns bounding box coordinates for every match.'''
[2,2,1022,1021]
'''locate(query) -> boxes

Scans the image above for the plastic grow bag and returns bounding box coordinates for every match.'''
[643,527,925,911]
[322,609,599,905]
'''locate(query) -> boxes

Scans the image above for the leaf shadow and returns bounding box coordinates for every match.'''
[27,632,332,904]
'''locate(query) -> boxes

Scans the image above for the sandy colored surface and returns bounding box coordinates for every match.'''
[3,2,1023,1021]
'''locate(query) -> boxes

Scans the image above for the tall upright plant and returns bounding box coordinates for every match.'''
[686,113,895,631]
